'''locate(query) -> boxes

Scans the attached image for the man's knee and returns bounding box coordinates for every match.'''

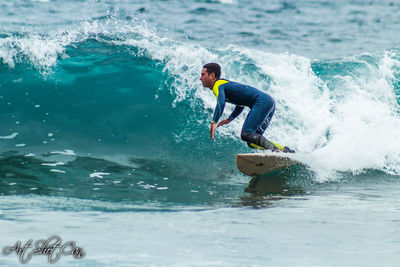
[241,131,254,142]
[241,130,278,151]
[240,131,247,141]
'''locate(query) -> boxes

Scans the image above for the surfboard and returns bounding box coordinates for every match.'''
[236,153,299,176]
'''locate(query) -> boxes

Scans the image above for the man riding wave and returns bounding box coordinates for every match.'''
[200,62,294,153]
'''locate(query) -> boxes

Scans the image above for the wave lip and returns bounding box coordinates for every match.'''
[0,32,80,72]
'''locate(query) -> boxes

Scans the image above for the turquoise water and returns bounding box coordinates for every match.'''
[1,0,400,266]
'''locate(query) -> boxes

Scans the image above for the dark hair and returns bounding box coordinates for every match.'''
[203,63,221,79]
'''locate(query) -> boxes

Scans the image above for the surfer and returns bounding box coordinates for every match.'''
[200,62,294,153]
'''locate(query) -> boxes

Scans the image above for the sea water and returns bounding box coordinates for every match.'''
[1,0,400,266]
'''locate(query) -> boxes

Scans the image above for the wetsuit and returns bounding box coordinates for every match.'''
[211,79,280,151]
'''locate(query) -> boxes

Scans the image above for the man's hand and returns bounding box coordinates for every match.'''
[210,122,217,141]
[217,118,231,127]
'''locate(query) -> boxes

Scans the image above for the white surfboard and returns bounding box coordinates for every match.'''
[236,153,299,176]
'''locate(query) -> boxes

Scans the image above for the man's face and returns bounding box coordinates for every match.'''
[200,68,215,89]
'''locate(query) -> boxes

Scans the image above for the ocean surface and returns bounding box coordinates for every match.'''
[1,0,400,266]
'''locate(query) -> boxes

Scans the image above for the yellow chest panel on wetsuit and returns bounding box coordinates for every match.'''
[212,79,229,98]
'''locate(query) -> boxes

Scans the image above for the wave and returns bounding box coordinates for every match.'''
[0,21,400,184]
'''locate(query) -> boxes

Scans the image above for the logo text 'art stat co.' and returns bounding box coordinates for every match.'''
[2,235,85,264]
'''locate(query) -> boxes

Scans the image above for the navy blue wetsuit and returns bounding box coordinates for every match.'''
[212,79,279,151]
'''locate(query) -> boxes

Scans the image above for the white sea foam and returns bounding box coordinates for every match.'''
[0,132,18,139]
[50,150,76,156]
[50,169,66,174]
[42,162,65,167]
[15,143,26,147]
[0,30,81,72]
[90,172,110,179]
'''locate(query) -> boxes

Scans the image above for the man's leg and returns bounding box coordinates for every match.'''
[240,96,295,153]
[256,107,296,153]
[255,107,274,136]
[242,131,280,151]
[240,96,279,151]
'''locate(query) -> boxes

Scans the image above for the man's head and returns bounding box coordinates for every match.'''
[200,63,221,89]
